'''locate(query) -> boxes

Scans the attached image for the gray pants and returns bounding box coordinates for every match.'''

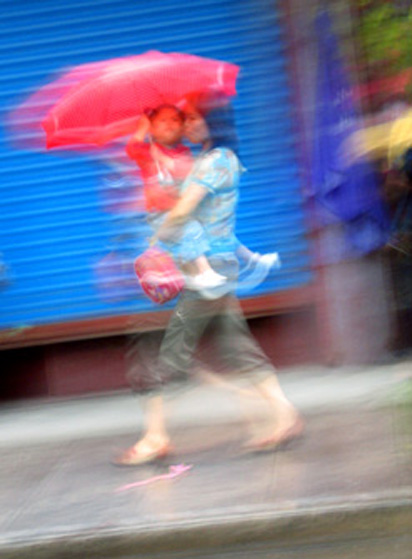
[127,289,275,395]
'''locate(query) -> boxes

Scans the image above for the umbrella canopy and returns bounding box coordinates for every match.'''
[8,58,119,150]
[42,51,239,148]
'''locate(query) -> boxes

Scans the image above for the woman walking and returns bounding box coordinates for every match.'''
[116,92,303,465]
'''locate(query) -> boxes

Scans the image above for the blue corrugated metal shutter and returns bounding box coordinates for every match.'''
[0,0,312,333]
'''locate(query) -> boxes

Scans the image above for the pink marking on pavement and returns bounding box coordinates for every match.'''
[115,464,193,492]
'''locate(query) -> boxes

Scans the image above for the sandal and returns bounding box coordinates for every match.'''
[113,442,172,467]
[243,416,305,454]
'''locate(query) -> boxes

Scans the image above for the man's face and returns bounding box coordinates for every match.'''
[150,107,183,146]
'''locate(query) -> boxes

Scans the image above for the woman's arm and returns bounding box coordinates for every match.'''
[156,182,208,241]
[156,149,226,241]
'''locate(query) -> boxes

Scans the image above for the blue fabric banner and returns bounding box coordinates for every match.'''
[311,9,389,259]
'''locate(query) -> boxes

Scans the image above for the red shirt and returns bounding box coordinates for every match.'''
[126,139,192,213]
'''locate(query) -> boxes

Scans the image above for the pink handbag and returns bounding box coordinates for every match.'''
[134,246,185,304]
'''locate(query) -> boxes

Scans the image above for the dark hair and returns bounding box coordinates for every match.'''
[192,91,239,155]
[144,104,185,123]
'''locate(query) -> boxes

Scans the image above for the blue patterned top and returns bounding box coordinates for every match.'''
[183,147,242,255]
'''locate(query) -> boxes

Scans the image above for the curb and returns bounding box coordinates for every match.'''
[1,496,411,559]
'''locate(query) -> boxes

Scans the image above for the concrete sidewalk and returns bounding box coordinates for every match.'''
[1,361,411,448]
[0,361,411,559]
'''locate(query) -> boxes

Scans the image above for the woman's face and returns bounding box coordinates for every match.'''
[183,107,209,144]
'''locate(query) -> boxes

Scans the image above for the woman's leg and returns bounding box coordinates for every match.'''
[134,394,170,451]
[113,393,171,465]
[116,330,172,464]
[214,295,303,447]
[251,376,303,447]
[119,293,215,463]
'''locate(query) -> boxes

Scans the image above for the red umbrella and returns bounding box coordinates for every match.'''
[8,58,118,150]
[42,51,239,148]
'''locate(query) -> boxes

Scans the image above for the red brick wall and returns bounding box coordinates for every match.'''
[0,307,321,401]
